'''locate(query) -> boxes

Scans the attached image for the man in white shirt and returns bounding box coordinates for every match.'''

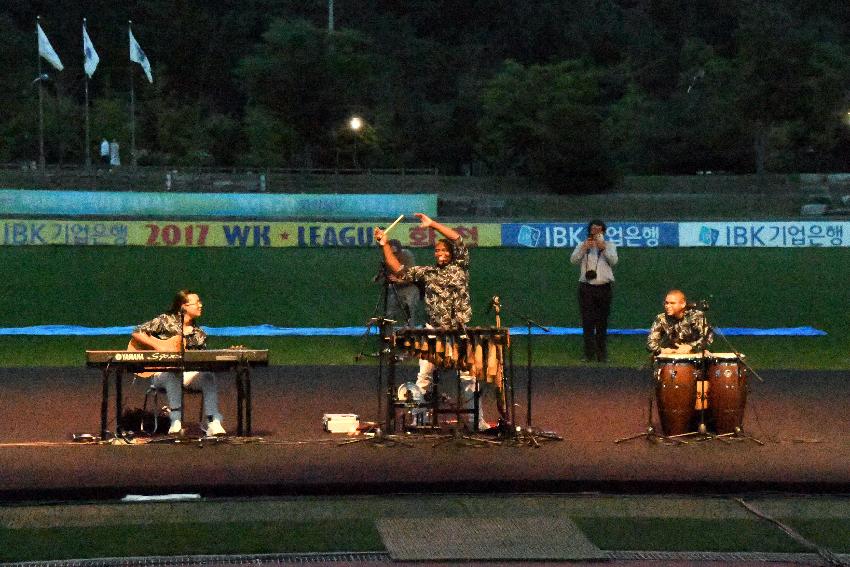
[569,220,618,362]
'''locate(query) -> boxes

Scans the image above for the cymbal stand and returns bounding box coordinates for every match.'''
[615,358,688,445]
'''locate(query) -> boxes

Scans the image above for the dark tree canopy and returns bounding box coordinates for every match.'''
[4,0,850,187]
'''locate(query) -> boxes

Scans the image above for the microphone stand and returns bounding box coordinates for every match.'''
[496,300,561,445]
[519,314,548,429]
[153,308,188,443]
[345,261,410,447]
[355,262,393,419]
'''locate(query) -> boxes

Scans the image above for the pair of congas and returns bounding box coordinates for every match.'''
[653,353,747,436]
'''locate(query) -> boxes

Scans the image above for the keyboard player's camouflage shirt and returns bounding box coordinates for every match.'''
[397,236,472,329]
[134,312,207,349]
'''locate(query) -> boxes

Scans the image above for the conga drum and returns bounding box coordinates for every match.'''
[706,353,747,434]
[654,354,702,436]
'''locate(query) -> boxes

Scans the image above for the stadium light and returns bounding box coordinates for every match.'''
[349,116,364,168]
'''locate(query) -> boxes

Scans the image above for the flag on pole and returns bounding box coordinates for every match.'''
[82,21,99,78]
[37,22,64,71]
[129,28,153,83]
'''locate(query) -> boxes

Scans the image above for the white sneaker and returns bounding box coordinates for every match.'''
[203,418,226,436]
[168,419,183,435]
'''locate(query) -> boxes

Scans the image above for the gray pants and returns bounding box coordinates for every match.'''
[416,357,487,429]
[150,370,222,422]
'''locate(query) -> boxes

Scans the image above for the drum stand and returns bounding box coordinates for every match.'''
[706,328,765,445]
[615,359,688,445]
[646,346,734,445]
[670,329,763,446]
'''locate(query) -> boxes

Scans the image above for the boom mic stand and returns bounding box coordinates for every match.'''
[354,262,396,426]
[345,262,411,447]
[496,301,561,445]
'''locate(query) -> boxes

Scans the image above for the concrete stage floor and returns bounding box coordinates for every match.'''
[0,364,847,500]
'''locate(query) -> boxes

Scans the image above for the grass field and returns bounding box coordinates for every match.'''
[1,246,847,369]
[1,495,847,561]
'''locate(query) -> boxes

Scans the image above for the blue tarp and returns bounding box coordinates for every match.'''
[0,324,827,337]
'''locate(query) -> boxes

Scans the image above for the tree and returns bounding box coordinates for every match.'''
[478,59,615,192]
[729,0,850,173]
[237,18,378,167]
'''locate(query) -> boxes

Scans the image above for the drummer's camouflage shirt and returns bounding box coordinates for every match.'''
[134,312,207,349]
[646,310,713,355]
[397,236,471,329]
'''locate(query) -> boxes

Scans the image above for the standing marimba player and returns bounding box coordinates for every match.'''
[375,213,488,430]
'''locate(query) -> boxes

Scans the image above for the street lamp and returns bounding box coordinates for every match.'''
[349,116,363,168]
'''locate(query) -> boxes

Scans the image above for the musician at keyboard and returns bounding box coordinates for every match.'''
[130,289,225,436]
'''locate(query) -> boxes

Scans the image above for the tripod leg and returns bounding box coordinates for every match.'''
[615,392,656,443]
[646,391,655,432]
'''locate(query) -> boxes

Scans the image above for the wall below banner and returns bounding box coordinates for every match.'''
[0,190,436,220]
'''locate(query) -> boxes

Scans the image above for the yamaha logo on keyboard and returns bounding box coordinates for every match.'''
[115,353,144,361]
[114,352,180,361]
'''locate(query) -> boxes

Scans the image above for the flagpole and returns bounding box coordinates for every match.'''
[37,17,45,171]
[129,20,136,168]
[84,19,91,169]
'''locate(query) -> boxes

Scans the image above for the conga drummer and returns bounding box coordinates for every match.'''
[647,289,719,435]
[647,289,713,356]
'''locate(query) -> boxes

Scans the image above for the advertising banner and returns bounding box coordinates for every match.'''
[8,218,850,248]
[1,219,502,248]
[679,221,849,247]
[501,222,678,248]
